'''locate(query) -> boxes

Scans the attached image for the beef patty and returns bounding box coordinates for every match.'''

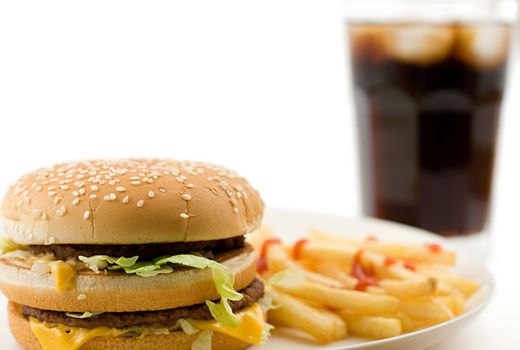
[23,279,263,329]
[27,236,245,261]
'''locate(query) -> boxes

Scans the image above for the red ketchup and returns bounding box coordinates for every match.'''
[257,238,281,273]
[425,243,443,254]
[384,256,397,266]
[292,239,309,260]
[351,250,378,291]
[404,260,416,271]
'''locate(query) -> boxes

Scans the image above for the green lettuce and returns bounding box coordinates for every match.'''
[191,330,213,350]
[0,237,24,254]
[78,253,243,327]
[65,312,103,319]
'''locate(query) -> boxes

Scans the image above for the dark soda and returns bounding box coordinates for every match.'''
[349,23,511,236]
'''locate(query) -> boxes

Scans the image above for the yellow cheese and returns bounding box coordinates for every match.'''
[29,318,127,350]
[29,305,266,350]
[190,304,266,345]
[50,261,76,292]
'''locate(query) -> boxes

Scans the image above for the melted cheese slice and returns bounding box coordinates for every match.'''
[50,261,76,292]
[191,304,265,345]
[29,305,266,350]
[29,318,127,350]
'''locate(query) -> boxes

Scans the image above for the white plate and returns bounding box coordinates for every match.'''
[251,208,493,350]
[0,208,493,350]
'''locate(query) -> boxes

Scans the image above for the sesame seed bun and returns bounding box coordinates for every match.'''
[1,159,264,244]
[0,245,256,313]
[8,302,250,350]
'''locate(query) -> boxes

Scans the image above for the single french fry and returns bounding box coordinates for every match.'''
[296,240,359,264]
[246,226,275,252]
[267,245,344,288]
[268,290,347,344]
[339,312,402,339]
[266,242,294,272]
[399,297,454,322]
[416,266,480,297]
[379,277,437,298]
[435,295,465,316]
[393,311,415,333]
[310,229,456,265]
[272,277,399,315]
[305,260,358,289]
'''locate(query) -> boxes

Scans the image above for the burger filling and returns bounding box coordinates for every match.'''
[0,236,258,327]
[23,278,264,329]
[26,236,245,261]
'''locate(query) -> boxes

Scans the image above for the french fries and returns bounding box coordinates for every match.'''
[310,229,456,265]
[249,227,480,344]
[339,312,402,339]
[268,289,347,344]
[272,275,399,315]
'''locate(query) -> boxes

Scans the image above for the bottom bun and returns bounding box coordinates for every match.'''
[8,303,250,350]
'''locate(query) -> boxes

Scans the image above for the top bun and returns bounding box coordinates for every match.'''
[1,159,264,244]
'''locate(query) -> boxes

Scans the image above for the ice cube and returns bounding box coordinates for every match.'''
[456,25,510,69]
[382,25,455,65]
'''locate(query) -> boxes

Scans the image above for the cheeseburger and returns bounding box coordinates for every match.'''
[0,159,269,350]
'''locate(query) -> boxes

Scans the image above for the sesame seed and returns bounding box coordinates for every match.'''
[48,185,58,191]
[35,186,42,192]
[77,294,87,301]
[131,181,140,186]
[159,187,166,193]
[54,197,61,204]
[72,191,79,197]
[122,195,129,204]
[148,191,155,198]
[115,186,126,192]
[79,188,86,195]
[83,211,91,220]
[108,180,116,186]
[129,176,139,181]
[32,209,40,216]
[48,191,56,197]
[233,207,239,213]
[41,212,48,220]
[56,205,67,216]
[186,183,194,188]
[60,185,70,190]
[181,193,192,201]
[89,194,97,199]
[91,185,99,192]
[75,181,84,188]
[176,176,185,183]
[226,190,233,197]
[16,200,23,207]
[72,198,80,206]
[180,213,189,219]
[137,200,144,208]
[109,193,116,200]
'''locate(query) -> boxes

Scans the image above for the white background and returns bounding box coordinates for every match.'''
[0,0,519,348]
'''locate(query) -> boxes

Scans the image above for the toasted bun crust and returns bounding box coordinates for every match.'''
[1,159,264,244]
[0,245,256,312]
[8,302,250,350]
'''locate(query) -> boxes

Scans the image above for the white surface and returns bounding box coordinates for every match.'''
[0,0,519,348]
[0,208,494,350]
